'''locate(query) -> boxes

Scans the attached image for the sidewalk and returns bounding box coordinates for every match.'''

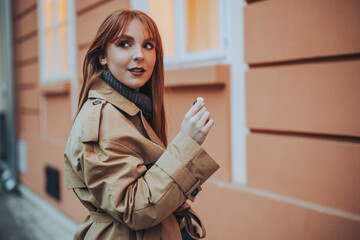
[0,192,30,240]
[0,186,77,240]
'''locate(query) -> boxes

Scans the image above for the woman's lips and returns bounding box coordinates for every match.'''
[128,67,145,76]
[129,71,144,76]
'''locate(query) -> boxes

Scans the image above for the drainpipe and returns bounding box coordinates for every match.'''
[0,0,17,191]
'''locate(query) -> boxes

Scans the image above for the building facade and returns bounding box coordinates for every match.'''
[9,0,360,239]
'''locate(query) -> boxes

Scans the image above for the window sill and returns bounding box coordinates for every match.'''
[39,81,71,96]
[164,65,229,88]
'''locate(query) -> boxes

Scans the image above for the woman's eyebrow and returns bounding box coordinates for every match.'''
[117,35,154,42]
[118,35,134,40]
[144,37,155,42]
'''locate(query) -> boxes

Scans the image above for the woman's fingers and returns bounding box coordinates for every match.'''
[202,118,214,133]
[181,98,214,145]
[193,107,206,121]
[185,101,204,119]
[198,110,210,126]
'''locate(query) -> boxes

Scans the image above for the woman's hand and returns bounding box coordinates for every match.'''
[181,100,214,145]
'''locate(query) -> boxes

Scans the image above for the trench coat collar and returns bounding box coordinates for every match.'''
[88,79,165,148]
[88,79,141,117]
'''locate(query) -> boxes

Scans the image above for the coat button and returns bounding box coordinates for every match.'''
[93,100,101,105]
[191,188,199,197]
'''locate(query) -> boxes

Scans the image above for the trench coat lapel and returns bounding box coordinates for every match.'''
[140,112,165,149]
[89,79,166,149]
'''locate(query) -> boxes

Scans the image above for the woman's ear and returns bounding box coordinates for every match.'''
[99,56,107,66]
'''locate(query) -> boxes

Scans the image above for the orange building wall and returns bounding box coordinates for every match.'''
[12,0,360,239]
[191,0,360,239]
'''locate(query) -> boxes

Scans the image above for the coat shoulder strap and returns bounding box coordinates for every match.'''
[80,99,106,143]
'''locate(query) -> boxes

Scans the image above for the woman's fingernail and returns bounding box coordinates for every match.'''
[193,97,204,105]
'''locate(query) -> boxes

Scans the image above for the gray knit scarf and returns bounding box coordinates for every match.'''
[101,70,153,123]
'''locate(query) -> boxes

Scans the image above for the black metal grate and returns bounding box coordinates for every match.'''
[45,166,60,201]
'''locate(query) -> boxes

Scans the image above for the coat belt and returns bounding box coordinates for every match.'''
[88,210,162,240]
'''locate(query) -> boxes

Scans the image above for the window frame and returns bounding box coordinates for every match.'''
[131,0,230,70]
[37,0,77,84]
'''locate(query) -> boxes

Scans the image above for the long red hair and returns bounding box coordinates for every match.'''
[77,9,167,145]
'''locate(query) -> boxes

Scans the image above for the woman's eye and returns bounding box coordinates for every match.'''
[118,41,131,48]
[144,42,154,49]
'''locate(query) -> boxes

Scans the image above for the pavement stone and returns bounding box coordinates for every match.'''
[0,188,76,240]
[0,191,32,240]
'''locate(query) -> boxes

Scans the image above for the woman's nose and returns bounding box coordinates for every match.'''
[133,45,144,62]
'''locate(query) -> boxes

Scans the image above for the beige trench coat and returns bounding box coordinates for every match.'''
[64,79,219,240]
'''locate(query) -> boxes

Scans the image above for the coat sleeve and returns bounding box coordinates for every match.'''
[82,132,219,230]
[80,104,219,231]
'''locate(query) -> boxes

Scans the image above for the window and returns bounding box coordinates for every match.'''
[132,0,230,69]
[38,0,76,83]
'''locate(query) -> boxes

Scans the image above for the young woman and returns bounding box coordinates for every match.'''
[64,9,219,240]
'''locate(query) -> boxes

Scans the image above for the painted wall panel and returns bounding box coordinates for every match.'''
[246,60,360,137]
[13,9,37,40]
[247,133,360,214]
[12,0,36,18]
[76,0,109,13]
[76,0,130,47]
[244,0,360,64]
[15,63,39,85]
[45,95,72,140]
[165,65,228,87]
[193,182,360,240]
[17,87,40,110]
[18,136,44,196]
[17,113,40,136]
[14,36,38,62]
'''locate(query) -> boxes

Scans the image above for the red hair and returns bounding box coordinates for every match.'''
[77,9,167,145]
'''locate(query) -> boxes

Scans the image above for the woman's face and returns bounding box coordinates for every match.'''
[100,19,156,90]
